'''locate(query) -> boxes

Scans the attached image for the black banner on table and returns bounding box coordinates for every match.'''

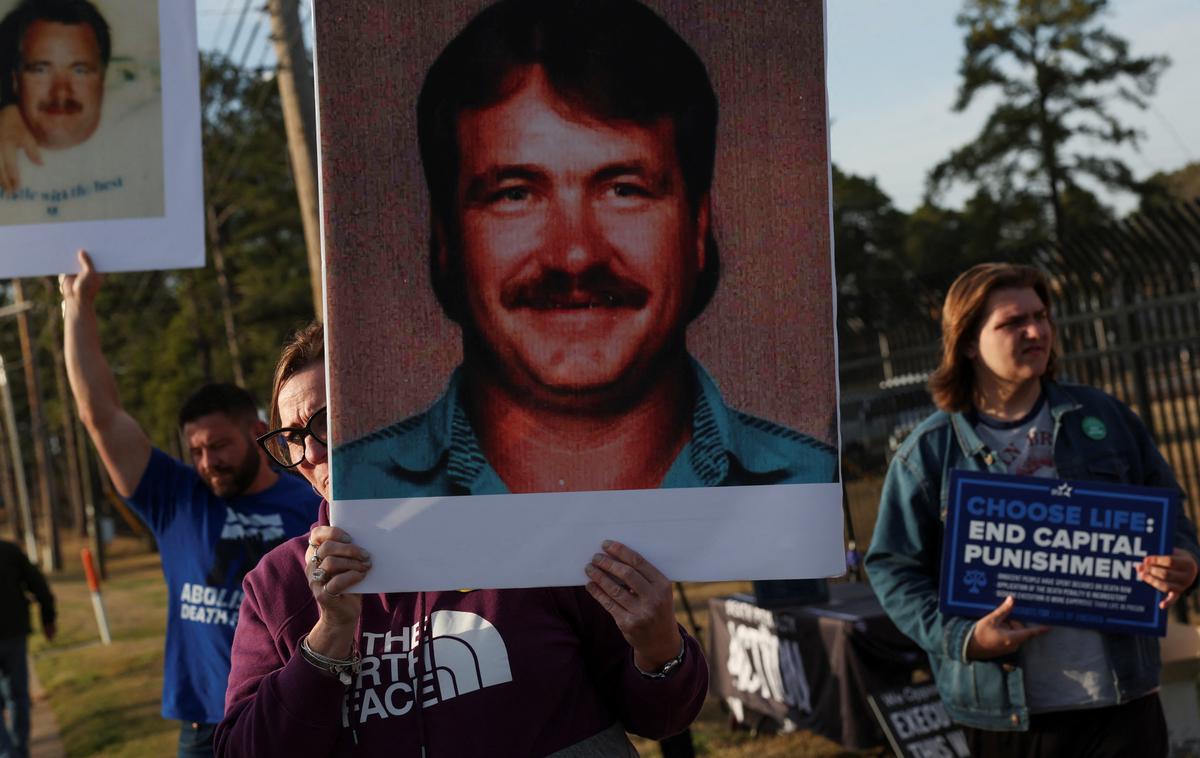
[709,597,813,726]
[708,589,924,749]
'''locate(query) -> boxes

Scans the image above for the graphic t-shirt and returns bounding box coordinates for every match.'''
[973,397,1118,713]
[126,449,320,723]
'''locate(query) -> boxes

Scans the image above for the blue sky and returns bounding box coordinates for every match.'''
[196,1,1198,214]
[825,0,1199,213]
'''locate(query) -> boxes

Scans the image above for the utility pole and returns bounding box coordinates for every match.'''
[0,393,18,542]
[206,204,246,386]
[0,355,24,544]
[0,353,35,559]
[267,0,323,320]
[14,281,60,570]
[0,301,37,555]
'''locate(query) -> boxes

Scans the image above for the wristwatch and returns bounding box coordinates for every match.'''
[634,636,687,680]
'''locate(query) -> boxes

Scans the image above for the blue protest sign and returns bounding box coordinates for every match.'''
[940,470,1179,636]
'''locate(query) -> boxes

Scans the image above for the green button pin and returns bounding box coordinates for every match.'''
[1082,416,1107,440]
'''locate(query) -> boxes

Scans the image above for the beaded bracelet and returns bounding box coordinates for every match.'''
[298,633,360,686]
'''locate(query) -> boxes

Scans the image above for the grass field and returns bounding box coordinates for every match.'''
[25,536,877,757]
[28,538,179,757]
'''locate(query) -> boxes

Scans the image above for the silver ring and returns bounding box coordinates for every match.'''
[311,567,328,584]
[308,552,320,565]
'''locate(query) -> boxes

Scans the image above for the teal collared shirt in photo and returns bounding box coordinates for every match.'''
[333,359,837,500]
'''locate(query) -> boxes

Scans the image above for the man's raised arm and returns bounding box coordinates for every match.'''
[61,250,152,497]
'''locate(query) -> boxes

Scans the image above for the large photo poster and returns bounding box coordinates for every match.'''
[0,0,202,277]
[318,0,844,591]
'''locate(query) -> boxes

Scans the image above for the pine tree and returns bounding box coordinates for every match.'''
[929,0,1167,241]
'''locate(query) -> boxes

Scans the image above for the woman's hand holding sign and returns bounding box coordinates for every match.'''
[1137,548,1199,609]
[966,595,1049,660]
[305,526,371,658]
[586,540,683,673]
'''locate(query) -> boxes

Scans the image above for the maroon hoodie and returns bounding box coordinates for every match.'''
[215,523,706,756]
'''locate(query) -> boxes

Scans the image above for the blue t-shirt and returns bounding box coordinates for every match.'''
[126,449,320,723]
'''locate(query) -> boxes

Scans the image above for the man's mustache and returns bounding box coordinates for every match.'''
[501,265,650,310]
[38,98,84,115]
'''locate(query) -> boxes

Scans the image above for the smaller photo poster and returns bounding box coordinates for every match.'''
[0,0,203,277]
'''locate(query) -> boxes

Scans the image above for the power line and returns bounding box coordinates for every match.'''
[253,32,275,72]
[237,15,265,70]
[211,0,238,44]
[1148,103,1196,164]
[222,0,254,62]
[208,0,315,200]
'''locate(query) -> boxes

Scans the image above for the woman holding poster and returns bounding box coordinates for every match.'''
[215,322,706,757]
[866,263,1200,757]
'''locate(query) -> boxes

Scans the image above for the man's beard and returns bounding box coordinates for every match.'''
[205,440,262,498]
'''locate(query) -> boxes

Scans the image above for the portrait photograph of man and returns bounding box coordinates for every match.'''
[318,0,843,588]
[0,0,165,226]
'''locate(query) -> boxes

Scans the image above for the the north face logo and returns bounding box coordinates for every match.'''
[344,611,513,726]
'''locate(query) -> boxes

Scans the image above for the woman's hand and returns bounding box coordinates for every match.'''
[0,104,41,195]
[305,526,371,659]
[585,540,682,673]
[1138,548,1199,609]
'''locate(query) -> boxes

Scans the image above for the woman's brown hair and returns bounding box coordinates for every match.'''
[268,320,324,430]
[928,263,1057,413]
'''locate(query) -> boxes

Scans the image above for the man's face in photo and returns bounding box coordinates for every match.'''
[16,20,105,149]
[450,67,708,401]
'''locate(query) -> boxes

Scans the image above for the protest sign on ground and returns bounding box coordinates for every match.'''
[866,684,968,758]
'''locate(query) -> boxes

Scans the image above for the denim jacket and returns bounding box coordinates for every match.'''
[865,381,1200,731]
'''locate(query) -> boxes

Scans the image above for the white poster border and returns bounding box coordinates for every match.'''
[332,483,845,593]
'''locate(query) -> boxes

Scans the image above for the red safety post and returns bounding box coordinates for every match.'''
[81,548,112,644]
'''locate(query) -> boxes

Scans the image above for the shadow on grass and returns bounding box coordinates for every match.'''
[56,697,171,755]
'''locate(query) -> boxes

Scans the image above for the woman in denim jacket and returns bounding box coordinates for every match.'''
[866,263,1200,758]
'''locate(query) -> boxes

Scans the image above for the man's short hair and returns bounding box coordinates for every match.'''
[178,384,260,429]
[928,263,1059,413]
[0,0,111,103]
[417,0,721,323]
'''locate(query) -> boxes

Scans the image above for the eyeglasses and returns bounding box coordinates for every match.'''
[257,407,327,468]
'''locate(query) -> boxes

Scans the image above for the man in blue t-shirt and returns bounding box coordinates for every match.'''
[61,251,321,757]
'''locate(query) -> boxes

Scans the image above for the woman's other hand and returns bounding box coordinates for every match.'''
[585,540,682,673]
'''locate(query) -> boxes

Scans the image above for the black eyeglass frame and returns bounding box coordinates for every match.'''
[257,407,328,469]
